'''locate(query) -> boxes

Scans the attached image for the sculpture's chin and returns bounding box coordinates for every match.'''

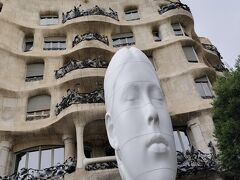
[136,168,176,180]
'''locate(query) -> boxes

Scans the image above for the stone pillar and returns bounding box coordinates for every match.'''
[75,122,85,168]
[159,20,174,41]
[62,135,75,161]
[187,118,210,153]
[0,140,12,177]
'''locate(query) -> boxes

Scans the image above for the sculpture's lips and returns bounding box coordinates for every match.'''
[146,134,169,154]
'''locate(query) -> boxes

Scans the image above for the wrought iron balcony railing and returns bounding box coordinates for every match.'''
[202,43,223,59]
[62,5,119,23]
[212,63,228,72]
[85,161,118,171]
[26,109,50,121]
[0,157,76,180]
[159,2,191,14]
[25,75,43,82]
[72,33,109,47]
[55,87,104,115]
[85,144,218,177]
[55,57,109,79]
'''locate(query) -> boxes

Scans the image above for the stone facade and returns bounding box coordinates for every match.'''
[0,0,225,179]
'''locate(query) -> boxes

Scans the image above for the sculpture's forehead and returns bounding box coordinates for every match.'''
[114,61,160,89]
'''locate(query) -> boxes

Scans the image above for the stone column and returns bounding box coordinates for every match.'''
[187,118,210,153]
[0,140,12,177]
[62,135,75,161]
[159,20,175,41]
[75,122,85,169]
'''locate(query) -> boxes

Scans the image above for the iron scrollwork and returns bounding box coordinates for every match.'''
[85,144,219,177]
[177,146,218,177]
[55,87,104,115]
[159,2,191,14]
[62,5,119,23]
[55,57,109,79]
[72,32,109,47]
[202,43,223,59]
[0,157,76,180]
[85,161,118,171]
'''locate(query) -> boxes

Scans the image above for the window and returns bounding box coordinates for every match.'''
[152,31,161,42]
[195,76,214,99]
[15,146,64,172]
[25,63,44,82]
[40,15,59,26]
[24,37,33,52]
[125,9,140,21]
[26,95,51,120]
[112,33,135,47]
[43,37,66,50]
[183,46,198,63]
[172,23,184,36]
[173,128,191,153]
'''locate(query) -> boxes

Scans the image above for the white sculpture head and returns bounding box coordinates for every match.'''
[104,47,177,180]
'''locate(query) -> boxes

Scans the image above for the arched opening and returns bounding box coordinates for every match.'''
[83,119,114,158]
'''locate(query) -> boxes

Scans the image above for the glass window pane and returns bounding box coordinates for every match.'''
[41,149,51,169]
[121,38,127,45]
[52,18,59,25]
[196,83,205,97]
[173,131,182,152]
[17,153,27,171]
[44,42,50,49]
[54,147,64,165]
[52,42,58,49]
[183,47,198,62]
[59,42,66,49]
[175,30,183,36]
[179,131,190,151]
[127,37,134,44]
[28,151,39,169]
[202,83,213,97]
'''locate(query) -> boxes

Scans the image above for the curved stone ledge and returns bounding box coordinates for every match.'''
[0,68,106,92]
[0,103,105,132]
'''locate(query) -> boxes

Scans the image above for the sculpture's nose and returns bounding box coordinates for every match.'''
[146,103,160,128]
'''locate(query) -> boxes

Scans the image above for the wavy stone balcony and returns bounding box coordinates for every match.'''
[0,157,76,180]
[202,43,222,59]
[55,57,109,79]
[62,5,119,24]
[55,87,104,115]
[72,33,109,47]
[159,2,191,15]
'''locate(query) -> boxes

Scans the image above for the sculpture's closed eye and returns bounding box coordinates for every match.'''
[123,86,140,101]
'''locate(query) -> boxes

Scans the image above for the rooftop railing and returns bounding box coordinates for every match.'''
[55,87,104,115]
[159,2,191,14]
[72,32,109,47]
[62,5,119,23]
[55,57,109,79]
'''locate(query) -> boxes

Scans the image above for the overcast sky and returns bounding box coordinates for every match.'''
[181,0,240,68]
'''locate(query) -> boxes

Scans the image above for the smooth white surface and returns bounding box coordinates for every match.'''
[104,47,177,180]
